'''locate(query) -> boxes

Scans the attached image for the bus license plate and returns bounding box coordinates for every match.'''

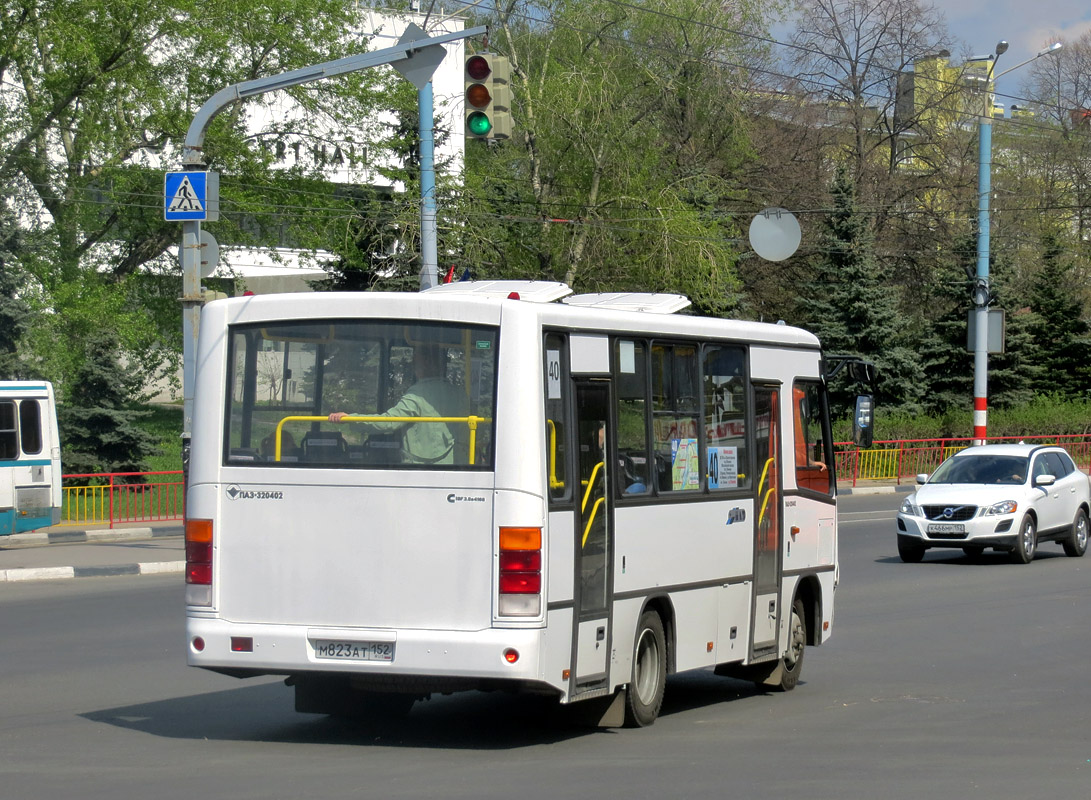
[927,523,965,534]
[313,640,394,662]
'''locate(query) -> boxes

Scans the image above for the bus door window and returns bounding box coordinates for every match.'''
[703,345,748,490]
[575,382,609,615]
[754,387,780,586]
[614,339,650,496]
[650,343,701,493]
[544,334,570,501]
[793,381,832,495]
[0,400,17,459]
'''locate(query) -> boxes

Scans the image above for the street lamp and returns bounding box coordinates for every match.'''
[972,40,1062,444]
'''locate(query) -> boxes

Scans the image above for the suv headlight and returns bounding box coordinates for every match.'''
[900,497,922,516]
[985,500,1018,516]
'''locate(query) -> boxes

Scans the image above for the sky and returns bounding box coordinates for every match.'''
[927,0,1091,105]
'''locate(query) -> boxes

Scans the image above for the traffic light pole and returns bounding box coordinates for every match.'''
[419,81,438,290]
[176,23,485,481]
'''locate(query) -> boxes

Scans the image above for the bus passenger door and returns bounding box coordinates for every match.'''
[751,386,782,656]
[573,381,612,690]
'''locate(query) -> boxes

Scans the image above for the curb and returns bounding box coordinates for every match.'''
[0,560,184,583]
[1,525,182,548]
[838,483,915,495]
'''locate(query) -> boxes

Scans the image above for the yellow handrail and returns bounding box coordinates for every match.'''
[274,414,491,465]
[582,496,605,548]
[546,419,564,490]
[581,460,604,513]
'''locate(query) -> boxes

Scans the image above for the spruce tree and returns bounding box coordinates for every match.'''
[1028,231,1091,399]
[56,331,156,478]
[802,167,925,415]
[0,201,31,380]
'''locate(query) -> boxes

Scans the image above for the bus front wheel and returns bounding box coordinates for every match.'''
[624,610,667,727]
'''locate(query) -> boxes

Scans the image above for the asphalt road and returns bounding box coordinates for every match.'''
[1,493,1088,800]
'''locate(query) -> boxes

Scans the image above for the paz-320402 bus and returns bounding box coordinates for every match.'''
[185,281,865,726]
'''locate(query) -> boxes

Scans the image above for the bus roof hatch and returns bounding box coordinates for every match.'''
[562,293,691,314]
[424,280,573,303]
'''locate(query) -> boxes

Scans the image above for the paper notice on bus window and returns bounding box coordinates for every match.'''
[708,446,738,489]
[671,438,700,490]
[546,350,561,399]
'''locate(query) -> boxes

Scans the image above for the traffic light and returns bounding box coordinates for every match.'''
[464,53,511,140]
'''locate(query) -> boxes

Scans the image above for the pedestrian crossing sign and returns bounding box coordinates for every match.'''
[164,170,219,221]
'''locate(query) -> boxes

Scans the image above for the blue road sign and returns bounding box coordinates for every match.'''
[165,171,208,221]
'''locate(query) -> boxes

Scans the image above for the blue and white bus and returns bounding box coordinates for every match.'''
[186,281,860,726]
[0,381,62,535]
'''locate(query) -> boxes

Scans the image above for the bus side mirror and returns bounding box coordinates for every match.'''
[853,395,873,448]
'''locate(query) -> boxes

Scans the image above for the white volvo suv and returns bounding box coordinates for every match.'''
[896,444,1090,564]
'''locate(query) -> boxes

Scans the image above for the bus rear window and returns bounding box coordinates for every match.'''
[224,320,498,469]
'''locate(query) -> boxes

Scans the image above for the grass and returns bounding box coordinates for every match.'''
[142,403,184,473]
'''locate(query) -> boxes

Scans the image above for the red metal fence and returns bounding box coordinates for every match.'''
[60,471,184,528]
[834,435,1091,487]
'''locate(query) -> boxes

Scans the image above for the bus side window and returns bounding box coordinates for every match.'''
[703,345,748,490]
[614,339,650,496]
[651,343,701,492]
[19,399,43,455]
[794,380,832,495]
[0,400,16,459]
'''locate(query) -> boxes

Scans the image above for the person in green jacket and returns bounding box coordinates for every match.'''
[328,343,469,465]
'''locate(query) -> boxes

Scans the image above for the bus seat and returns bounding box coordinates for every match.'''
[302,431,349,463]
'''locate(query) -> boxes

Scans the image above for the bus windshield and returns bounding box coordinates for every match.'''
[223,319,498,469]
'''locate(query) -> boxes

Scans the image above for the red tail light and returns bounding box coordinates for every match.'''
[185,519,213,585]
[185,518,213,607]
[499,527,542,616]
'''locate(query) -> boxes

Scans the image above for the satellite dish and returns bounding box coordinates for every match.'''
[749,208,801,262]
[199,230,219,278]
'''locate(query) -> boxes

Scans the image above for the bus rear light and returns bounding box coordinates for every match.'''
[191,637,205,652]
[499,527,541,550]
[185,518,213,607]
[503,648,519,664]
[231,637,254,652]
[499,551,541,571]
[499,572,541,594]
[498,526,542,617]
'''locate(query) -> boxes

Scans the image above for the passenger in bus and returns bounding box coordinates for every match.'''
[328,343,469,465]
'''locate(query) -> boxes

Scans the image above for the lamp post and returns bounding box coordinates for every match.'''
[972,40,1062,444]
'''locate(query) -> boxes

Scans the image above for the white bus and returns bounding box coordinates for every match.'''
[0,381,62,535]
[186,281,860,726]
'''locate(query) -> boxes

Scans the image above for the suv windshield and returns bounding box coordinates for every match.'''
[930,454,1028,486]
[224,319,498,469]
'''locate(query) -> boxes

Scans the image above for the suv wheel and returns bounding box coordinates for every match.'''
[1063,508,1089,557]
[1011,514,1037,564]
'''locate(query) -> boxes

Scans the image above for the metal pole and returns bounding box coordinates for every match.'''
[181,219,202,484]
[419,81,438,290]
[973,109,992,445]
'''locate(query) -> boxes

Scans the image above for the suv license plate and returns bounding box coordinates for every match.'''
[927,523,965,534]
[313,640,394,662]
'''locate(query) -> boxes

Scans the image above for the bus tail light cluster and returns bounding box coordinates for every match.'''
[185,518,213,607]
[498,526,541,616]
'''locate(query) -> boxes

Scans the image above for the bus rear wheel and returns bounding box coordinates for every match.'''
[624,610,666,727]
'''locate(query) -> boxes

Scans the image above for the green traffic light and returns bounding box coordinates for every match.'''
[467,111,492,136]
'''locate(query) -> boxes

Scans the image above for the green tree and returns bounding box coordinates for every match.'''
[1028,231,1091,398]
[55,331,157,477]
[0,196,32,379]
[451,0,769,314]
[1,0,402,395]
[802,167,924,413]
